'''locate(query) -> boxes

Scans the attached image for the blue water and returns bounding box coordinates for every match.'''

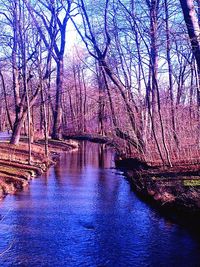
[0,132,11,142]
[0,142,200,267]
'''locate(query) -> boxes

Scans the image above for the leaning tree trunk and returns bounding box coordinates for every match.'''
[180,0,200,144]
[10,111,27,145]
[179,0,200,106]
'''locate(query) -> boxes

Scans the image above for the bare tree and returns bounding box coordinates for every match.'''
[24,0,73,139]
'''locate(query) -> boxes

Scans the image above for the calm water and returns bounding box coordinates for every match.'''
[0,142,200,267]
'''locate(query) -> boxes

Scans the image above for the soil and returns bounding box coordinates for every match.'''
[116,157,200,213]
[0,139,78,199]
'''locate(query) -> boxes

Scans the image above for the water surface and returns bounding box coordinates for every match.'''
[0,142,200,267]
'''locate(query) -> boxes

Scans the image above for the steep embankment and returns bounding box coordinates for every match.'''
[0,139,78,199]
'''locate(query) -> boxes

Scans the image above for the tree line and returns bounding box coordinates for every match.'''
[0,0,199,166]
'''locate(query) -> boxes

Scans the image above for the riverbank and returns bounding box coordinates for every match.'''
[116,158,200,213]
[64,135,200,212]
[0,139,78,199]
[2,141,200,266]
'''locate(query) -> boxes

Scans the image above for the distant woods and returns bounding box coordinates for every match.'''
[0,0,199,166]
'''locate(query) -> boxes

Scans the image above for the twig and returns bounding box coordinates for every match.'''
[0,240,15,257]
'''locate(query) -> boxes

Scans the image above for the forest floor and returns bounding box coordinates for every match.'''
[0,138,79,199]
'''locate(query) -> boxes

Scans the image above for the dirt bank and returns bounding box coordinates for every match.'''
[0,139,78,199]
[116,158,200,213]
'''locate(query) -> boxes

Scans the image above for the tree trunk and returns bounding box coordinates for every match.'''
[10,113,27,145]
[101,59,144,152]
[149,0,159,124]
[164,0,179,146]
[179,0,200,106]
[0,71,13,131]
[52,58,64,139]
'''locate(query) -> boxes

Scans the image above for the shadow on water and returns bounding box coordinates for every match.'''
[0,141,200,267]
[120,170,200,243]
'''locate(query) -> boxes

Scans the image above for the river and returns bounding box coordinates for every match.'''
[0,142,200,267]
